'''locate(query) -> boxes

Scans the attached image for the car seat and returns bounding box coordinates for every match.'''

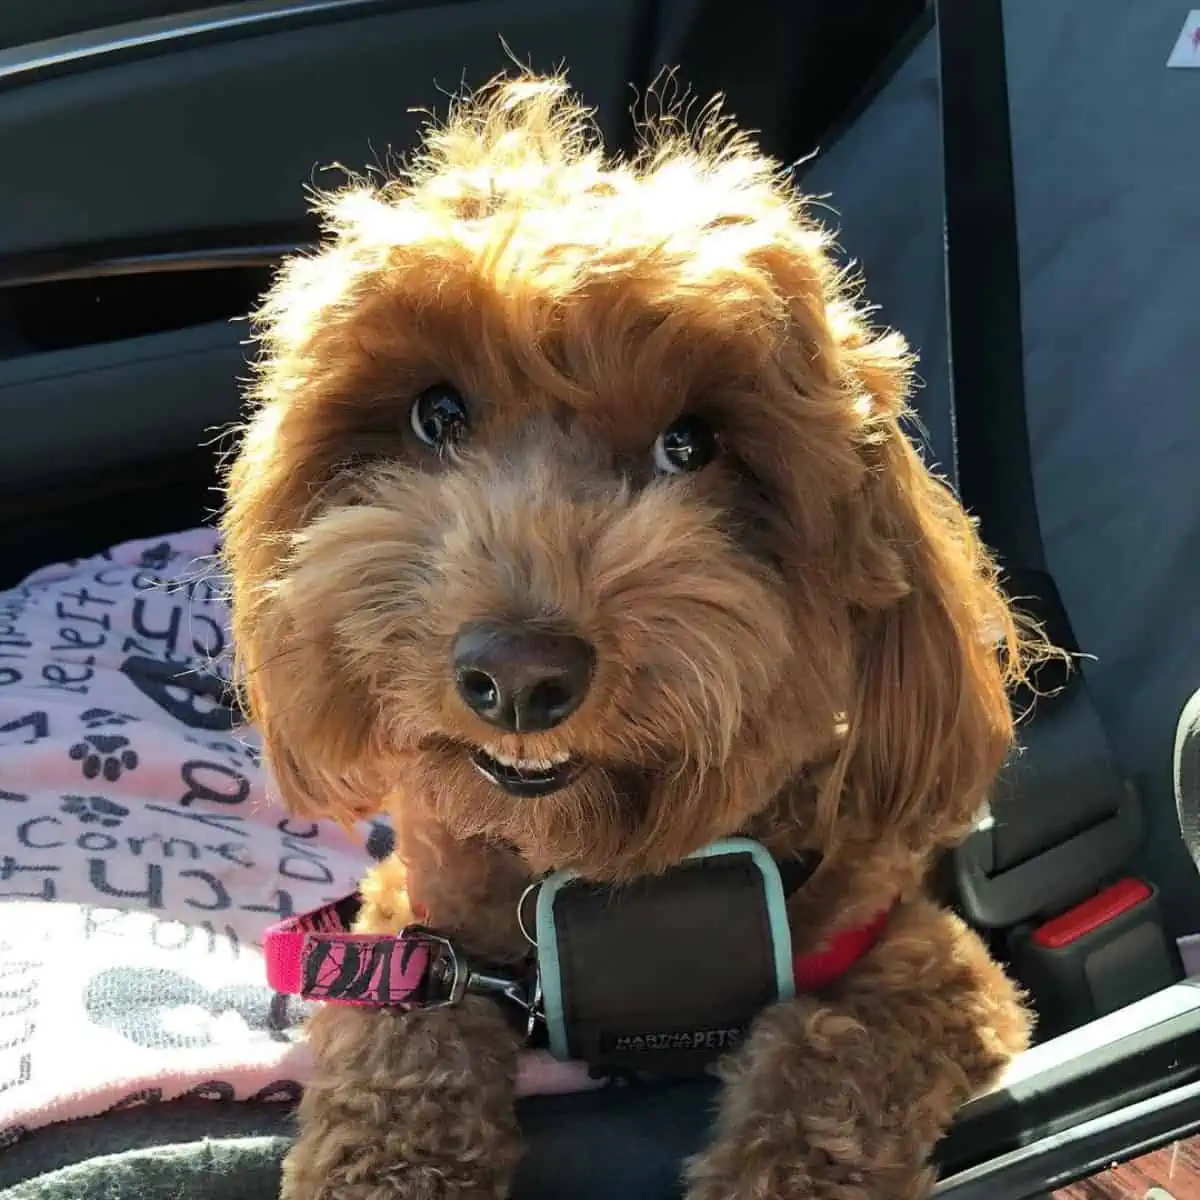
[804,0,1198,1040]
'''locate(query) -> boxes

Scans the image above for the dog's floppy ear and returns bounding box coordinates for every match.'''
[222,378,388,831]
[820,329,1030,852]
[230,588,385,831]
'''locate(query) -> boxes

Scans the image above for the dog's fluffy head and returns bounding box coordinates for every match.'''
[223,76,1029,880]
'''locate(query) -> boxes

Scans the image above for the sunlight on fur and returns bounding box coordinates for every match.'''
[221,72,1049,1200]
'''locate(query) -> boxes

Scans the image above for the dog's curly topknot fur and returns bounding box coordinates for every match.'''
[223,73,1041,1200]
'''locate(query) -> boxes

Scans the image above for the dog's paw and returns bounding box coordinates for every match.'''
[282,1001,522,1200]
[280,1116,516,1200]
[686,1133,935,1200]
[686,1149,806,1200]
[281,1161,509,1200]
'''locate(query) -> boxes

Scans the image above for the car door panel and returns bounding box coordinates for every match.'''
[0,0,646,582]
[0,0,642,260]
[0,319,243,490]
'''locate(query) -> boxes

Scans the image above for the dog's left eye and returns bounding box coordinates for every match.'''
[652,415,718,475]
[411,383,469,450]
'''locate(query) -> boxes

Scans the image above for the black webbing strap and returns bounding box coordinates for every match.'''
[936,0,1075,672]
[935,0,1140,929]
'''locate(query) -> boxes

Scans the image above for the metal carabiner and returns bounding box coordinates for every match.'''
[409,923,542,1029]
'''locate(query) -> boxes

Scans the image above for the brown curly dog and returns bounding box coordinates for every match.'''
[222,74,1040,1200]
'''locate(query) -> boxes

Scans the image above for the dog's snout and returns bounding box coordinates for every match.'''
[452,620,594,733]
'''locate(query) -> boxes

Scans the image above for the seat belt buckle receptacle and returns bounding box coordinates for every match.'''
[1009,877,1180,1039]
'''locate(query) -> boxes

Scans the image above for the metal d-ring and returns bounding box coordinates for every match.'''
[517,880,542,949]
[516,881,546,1038]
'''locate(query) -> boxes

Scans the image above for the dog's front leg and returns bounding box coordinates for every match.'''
[686,900,1030,1200]
[282,999,523,1200]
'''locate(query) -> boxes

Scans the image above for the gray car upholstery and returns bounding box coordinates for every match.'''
[804,1,1200,935]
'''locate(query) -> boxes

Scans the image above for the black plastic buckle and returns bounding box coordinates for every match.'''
[1007,879,1181,1040]
[952,675,1143,930]
[954,786,1143,930]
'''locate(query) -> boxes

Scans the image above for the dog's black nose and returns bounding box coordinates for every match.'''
[452,621,594,733]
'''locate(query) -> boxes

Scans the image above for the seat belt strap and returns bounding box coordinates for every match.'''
[936,0,1074,661]
[937,9,1130,912]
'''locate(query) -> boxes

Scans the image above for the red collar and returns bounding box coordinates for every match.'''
[792,906,891,991]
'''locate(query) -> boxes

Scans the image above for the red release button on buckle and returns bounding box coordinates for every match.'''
[1031,877,1151,951]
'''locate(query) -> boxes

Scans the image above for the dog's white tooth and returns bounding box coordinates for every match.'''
[478,747,575,775]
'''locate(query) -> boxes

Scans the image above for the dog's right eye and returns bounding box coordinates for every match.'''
[653,415,718,476]
[410,383,469,451]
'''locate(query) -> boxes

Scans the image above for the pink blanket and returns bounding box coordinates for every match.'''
[0,531,594,1150]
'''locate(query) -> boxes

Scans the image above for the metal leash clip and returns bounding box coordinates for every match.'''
[410,924,543,1035]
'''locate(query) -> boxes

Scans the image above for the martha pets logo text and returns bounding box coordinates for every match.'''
[605,1027,745,1055]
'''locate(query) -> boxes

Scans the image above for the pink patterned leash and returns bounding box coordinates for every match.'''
[263,894,435,1007]
[263,893,539,1022]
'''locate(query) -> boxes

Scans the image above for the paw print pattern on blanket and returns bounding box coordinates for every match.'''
[79,707,141,729]
[60,795,130,828]
[68,733,140,782]
[0,529,375,937]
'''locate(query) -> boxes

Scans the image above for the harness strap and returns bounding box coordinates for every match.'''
[264,889,893,1007]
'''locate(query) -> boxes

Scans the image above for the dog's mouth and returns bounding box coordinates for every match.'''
[470,747,582,798]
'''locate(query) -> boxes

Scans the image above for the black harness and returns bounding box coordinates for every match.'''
[265,838,831,1077]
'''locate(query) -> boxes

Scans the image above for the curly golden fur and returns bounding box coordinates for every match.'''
[222,74,1039,1200]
